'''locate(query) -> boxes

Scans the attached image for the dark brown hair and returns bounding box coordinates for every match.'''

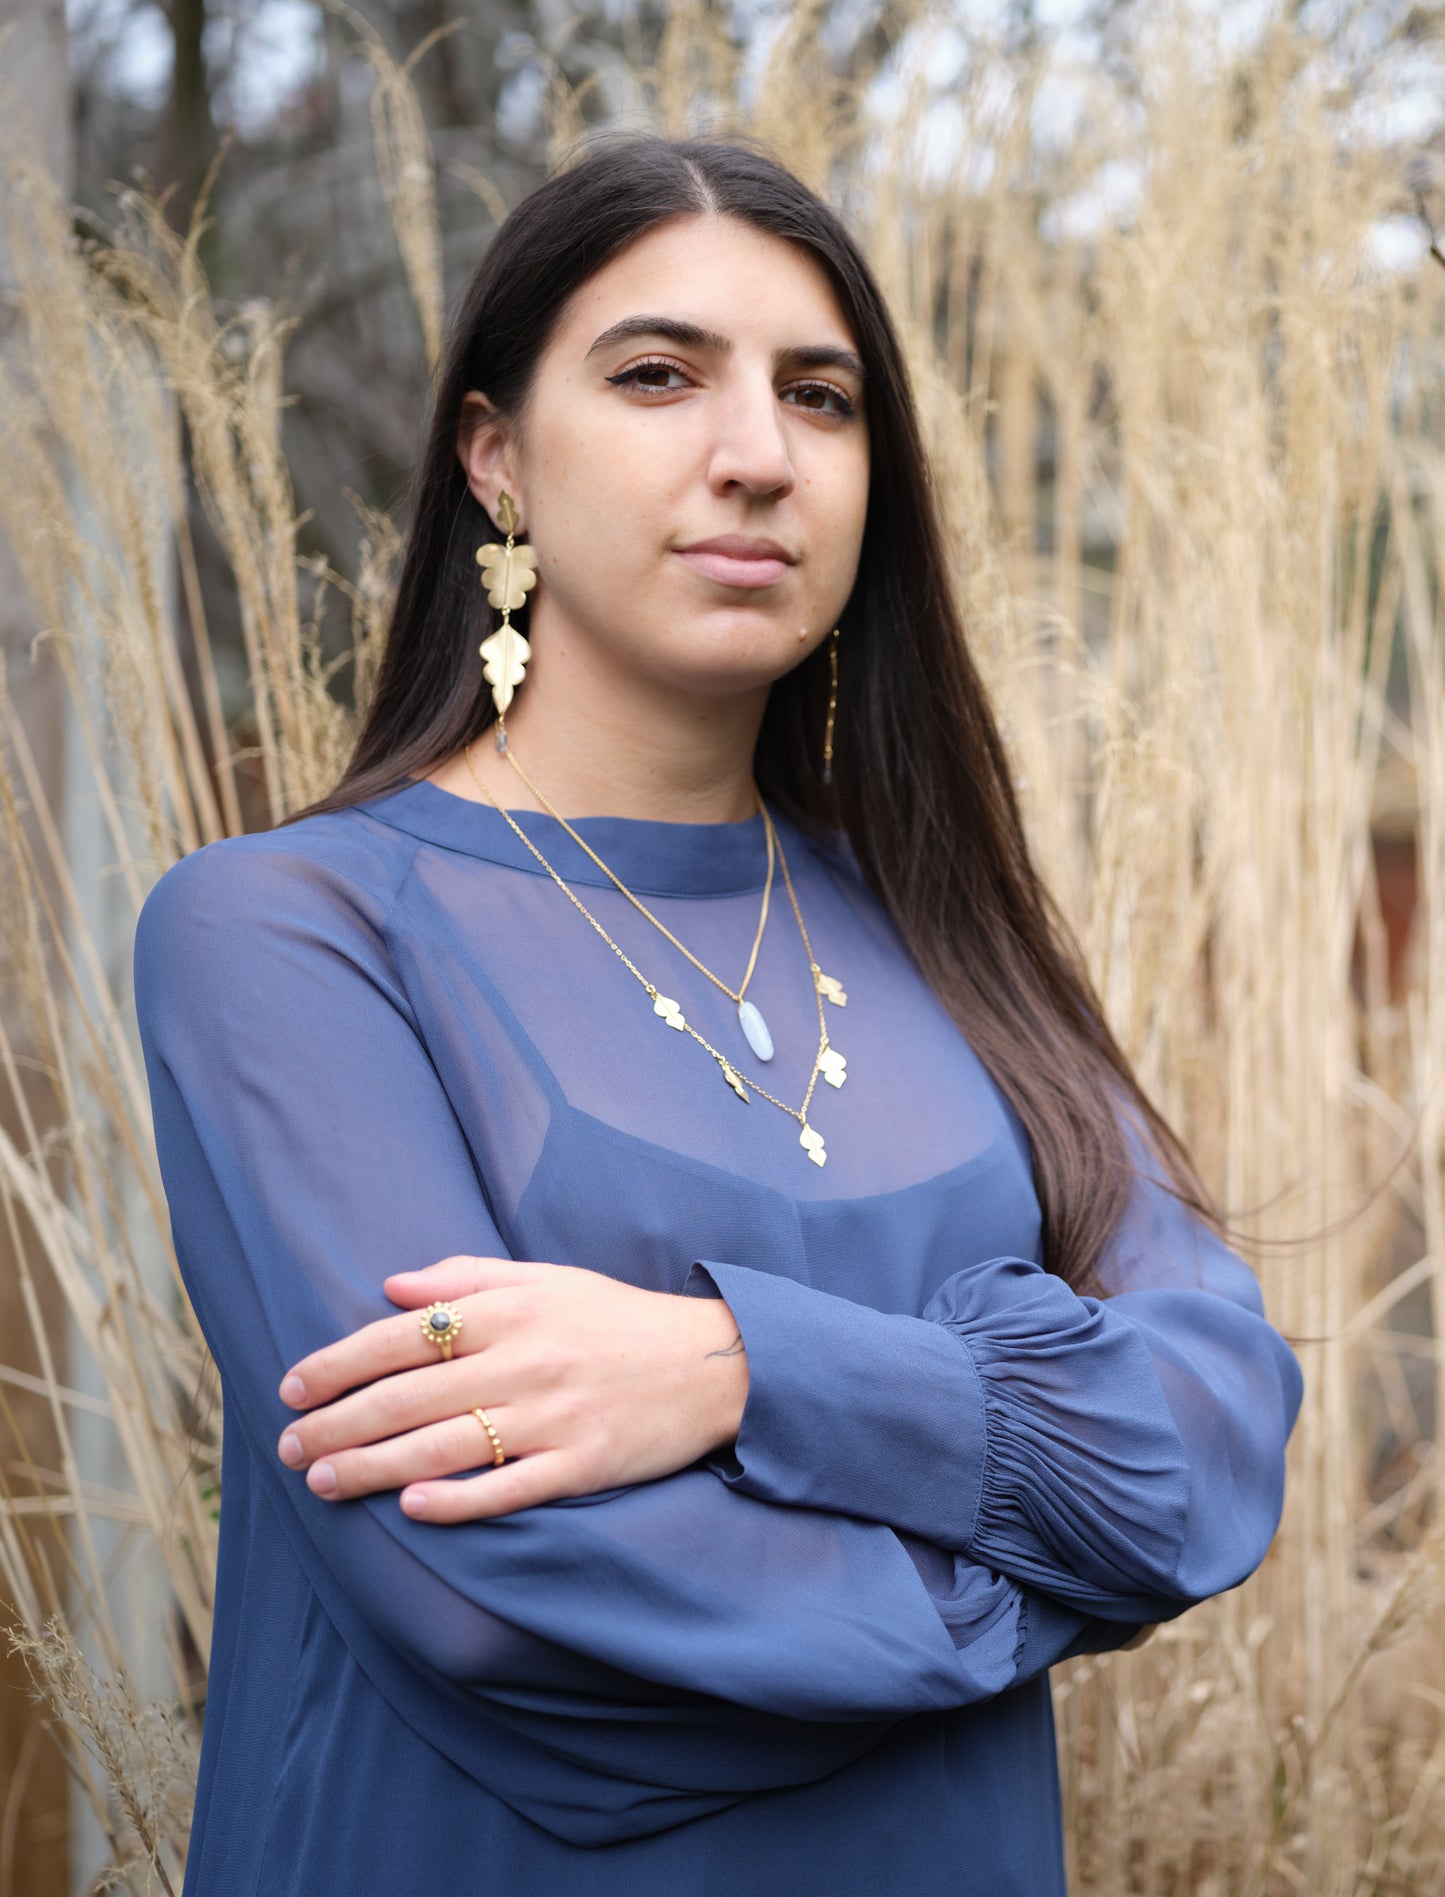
[286,131,1220,1294]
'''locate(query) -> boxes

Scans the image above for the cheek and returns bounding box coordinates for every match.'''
[530,411,679,576]
[528,483,656,613]
[803,453,869,593]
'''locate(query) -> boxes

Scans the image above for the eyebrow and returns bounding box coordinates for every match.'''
[584,315,867,385]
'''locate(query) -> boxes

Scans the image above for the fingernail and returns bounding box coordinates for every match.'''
[279,1432,304,1466]
[401,1488,429,1517]
[309,1461,336,1496]
[280,1374,306,1405]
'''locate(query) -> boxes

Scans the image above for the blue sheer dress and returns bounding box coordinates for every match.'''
[132,775,1303,1896]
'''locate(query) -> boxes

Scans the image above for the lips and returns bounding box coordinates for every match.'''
[674,536,796,590]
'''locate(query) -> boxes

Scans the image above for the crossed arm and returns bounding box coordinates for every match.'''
[272,1248,754,1522]
[133,836,1302,1839]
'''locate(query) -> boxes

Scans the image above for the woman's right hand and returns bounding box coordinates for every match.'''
[274,1253,749,1522]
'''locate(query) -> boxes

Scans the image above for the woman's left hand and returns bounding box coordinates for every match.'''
[274,1256,748,1523]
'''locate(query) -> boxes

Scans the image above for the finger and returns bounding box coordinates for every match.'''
[280,1295,495,1410]
[383,1255,554,1306]
[399,1448,578,1523]
[279,1356,483,1465]
[303,1405,525,1502]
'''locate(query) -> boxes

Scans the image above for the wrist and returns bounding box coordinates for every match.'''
[687,1293,749,1453]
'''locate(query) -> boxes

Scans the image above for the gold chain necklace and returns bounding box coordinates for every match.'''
[501,739,784,1065]
[461,735,848,1167]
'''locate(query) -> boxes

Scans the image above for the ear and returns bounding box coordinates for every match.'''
[457,391,523,532]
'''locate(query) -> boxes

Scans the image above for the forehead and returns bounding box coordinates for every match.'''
[546,213,859,354]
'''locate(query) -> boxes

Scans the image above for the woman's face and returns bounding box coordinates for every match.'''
[459,212,870,701]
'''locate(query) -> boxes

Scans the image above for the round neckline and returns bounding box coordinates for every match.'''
[352,774,789,897]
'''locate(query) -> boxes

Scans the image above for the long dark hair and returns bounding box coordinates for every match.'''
[286,131,1220,1294]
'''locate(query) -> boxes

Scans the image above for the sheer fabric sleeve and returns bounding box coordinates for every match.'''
[683,1117,1304,1625]
[134,835,1130,1845]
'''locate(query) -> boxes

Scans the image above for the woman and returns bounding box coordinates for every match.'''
[134,135,1303,1894]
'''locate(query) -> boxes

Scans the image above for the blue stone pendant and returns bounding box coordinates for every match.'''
[738,998,774,1062]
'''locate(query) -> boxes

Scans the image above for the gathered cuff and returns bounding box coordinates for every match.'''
[681,1258,990,1551]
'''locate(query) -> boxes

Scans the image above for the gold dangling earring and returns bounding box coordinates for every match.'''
[476,490,538,754]
[821,626,840,785]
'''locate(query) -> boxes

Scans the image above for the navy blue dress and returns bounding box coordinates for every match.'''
[133,776,1303,1895]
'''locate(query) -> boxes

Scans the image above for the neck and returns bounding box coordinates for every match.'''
[428,616,769,824]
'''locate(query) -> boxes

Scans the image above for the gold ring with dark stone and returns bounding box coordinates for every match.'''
[420,1301,464,1361]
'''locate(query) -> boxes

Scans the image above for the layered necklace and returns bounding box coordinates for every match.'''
[462,736,849,1167]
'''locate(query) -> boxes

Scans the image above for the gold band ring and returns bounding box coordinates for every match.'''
[472,1406,506,1467]
[420,1302,464,1361]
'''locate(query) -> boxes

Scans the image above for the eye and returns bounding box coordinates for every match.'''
[605,356,693,395]
[781,381,857,420]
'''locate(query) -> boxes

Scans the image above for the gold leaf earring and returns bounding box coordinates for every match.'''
[476,490,538,753]
[821,626,840,785]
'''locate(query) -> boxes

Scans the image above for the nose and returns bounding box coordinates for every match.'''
[705,373,795,499]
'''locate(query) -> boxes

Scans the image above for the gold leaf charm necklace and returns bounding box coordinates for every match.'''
[462,736,848,1167]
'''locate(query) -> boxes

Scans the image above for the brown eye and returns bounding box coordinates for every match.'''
[605,358,691,394]
[782,382,856,419]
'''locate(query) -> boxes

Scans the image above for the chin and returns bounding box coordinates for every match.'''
[637,651,783,700]
[682,623,806,676]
